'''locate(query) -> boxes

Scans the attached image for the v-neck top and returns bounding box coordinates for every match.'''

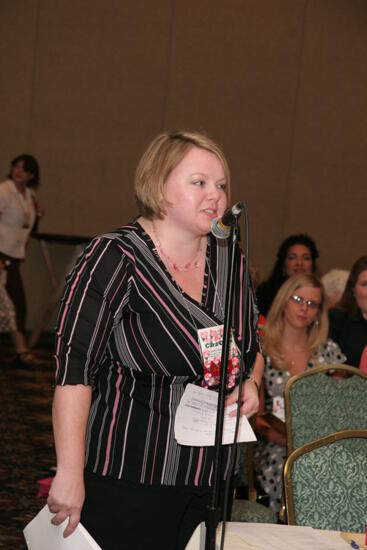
[55,220,260,487]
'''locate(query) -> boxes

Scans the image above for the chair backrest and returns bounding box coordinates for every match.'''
[284,364,367,454]
[232,442,277,524]
[235,442,257,502]
[283,429,367,532]
[235,443,249,488]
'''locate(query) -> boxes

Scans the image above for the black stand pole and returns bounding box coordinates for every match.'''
[205,219,241,550]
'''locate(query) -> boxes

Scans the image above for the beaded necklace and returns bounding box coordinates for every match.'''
[151,224,204,272]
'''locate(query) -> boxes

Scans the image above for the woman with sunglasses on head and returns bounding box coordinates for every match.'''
[47,131,264,550]
[253,273,345,516]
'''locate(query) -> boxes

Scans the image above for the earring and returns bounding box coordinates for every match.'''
[314,319,319,326]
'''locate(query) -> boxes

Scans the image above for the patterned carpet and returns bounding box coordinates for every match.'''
[0,337,56,549]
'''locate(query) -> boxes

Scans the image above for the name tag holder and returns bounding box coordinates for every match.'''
[198,324,240,390]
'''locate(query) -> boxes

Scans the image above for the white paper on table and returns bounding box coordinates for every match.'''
[224,523,352,550]
[174,383,257,446]
[23,505,102,550]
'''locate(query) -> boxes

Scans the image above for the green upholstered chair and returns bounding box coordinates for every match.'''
[231,498,277,523]
[284,364,367,455]
[283,429,367,533]
[231,442,277,524]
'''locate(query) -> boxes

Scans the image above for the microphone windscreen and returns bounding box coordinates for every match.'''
[210,218,231,239]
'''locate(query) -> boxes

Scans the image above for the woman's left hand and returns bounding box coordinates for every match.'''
[225,352,264,418]
[225,379,259,418]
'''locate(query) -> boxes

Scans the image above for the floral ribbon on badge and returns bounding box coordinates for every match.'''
[198,325,240,390]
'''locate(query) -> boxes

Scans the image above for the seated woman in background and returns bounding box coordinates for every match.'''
[321,269,350,309]
[328,256,367,367]
[253,274,345,515]
[256,234,319,317]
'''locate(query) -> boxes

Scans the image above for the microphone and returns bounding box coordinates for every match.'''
[211,201,245,239]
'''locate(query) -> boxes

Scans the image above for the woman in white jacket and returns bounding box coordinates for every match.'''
[0,153,42,364]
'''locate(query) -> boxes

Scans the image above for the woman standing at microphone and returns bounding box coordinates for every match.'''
[48,131,264,550]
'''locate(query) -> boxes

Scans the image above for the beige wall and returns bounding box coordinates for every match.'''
[0,0,366,331]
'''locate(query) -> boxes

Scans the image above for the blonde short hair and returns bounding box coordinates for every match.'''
[134,130,231,220]
[263,274,328,371]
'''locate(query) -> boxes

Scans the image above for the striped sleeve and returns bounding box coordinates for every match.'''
[54,236,131,386]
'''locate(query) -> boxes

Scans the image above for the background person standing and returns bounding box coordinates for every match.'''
[0,154,43,364]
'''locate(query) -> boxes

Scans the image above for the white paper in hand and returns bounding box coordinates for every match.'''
[174,384,256,446]
[23,505,102,550]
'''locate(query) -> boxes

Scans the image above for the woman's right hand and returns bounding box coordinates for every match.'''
[47,470,85,537]
[50,384,92,536]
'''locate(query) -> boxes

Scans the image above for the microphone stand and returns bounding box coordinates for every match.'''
[205,217,241,550]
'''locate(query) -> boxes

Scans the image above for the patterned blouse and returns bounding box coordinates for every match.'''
[262,339,346,414]
[55,221,260,487]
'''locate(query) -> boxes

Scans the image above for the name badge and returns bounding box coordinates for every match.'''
[272,396,285,422]
[197,325,240,389]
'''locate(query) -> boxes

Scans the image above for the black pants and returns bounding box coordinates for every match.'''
[81,472,233,550]
[0,253,26,332]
